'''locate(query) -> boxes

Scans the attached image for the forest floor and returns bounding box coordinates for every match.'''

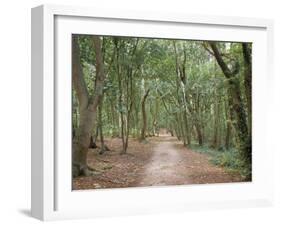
[73,135,244,190]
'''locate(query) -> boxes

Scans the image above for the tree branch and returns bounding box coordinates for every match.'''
[89,36,106,110]
[208,42,239,78]
[72,35,89,110]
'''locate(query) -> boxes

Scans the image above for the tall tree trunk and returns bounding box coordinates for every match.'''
[183,110,191,145]
[209,42,251,179]
[242,43,252,136]
[173,41,192,146]
[72,35,106,177]
[152,97,159,136]
[140,89,150,141]
[224,93,234,149]
[98,96,106,154]
[195,92,203,146]
[211,94,220,149]
[114,39,126,152]
[194,121,203,146]
[121,68,134,154]
[123,102,132,153]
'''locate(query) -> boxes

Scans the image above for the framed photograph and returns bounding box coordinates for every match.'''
[31,4,274,221]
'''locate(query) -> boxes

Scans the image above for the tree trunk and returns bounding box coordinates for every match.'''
[121,68,134,154]
[194,122,203,146]
[209,42,251,179]
[183,110,191,145]
[123,103,132,153]
[211,94,220,149]
[224,94,233,149]
[114,39,126,152]
[195,92,203,146]
[152,97,159,136]
[98,96,106,154]
[242,43,252,135]
[173,41,192,146]
[140,89,150,141]
[72,35,106,177]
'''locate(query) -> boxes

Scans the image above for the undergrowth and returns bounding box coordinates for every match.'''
[188,144,248,179]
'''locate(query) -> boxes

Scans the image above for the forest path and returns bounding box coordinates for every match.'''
[137,135,241,186]
[73,135,243,190]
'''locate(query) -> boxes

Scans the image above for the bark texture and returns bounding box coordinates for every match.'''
[242,43,252,135]
[72,35,106,177]
[209,42,251,179]
[140,89,150,141]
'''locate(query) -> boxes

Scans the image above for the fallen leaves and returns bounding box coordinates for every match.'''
[73,136,244,190]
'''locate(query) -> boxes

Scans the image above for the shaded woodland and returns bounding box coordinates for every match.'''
[72,35,252,186]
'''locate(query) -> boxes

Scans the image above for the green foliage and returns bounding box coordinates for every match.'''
[72,35,252,178]
[189,144,249,179]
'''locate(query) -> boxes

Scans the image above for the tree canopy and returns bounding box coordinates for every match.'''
[72,35,252,180]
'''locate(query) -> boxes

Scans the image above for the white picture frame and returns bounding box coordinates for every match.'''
[31,4,274,221]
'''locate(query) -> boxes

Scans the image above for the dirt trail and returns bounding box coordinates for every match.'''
[137,135,242,186]
[138,135,186,186]
[73,135,243,190]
